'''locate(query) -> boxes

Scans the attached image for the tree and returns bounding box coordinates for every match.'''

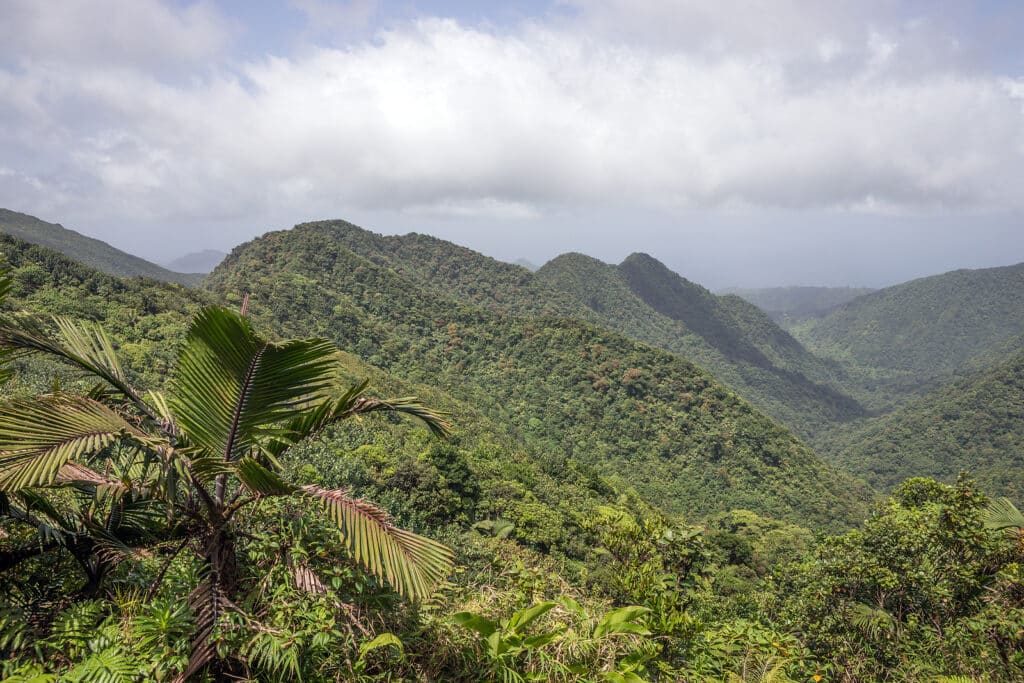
[0,305,455,679]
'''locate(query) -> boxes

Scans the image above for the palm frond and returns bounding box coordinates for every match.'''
[304,485,454,600]
[335,395,451,439]
[0,315,148,414]
[984,497,1024,532]
[0,394,141,492]
[264,382,451,458]
[235,457,298,496]
[169,307,337,461]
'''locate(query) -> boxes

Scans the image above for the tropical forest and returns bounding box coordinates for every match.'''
[0,208,1021,682]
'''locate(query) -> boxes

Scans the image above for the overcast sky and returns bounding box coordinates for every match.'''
[1,0,1023,288]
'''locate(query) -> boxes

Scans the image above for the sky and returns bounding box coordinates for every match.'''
[1,1,1023,288]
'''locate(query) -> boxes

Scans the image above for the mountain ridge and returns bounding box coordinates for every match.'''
[0,208,201,286]
[205,220,873,529]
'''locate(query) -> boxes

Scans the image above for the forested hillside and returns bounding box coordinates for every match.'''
[0,208,201,285]
[2,224,1023,682]
[238,220,865,438]
[791,262,1024,410]
[206,222,871,529]
[723,285,875,324]
[821,346,1024,501]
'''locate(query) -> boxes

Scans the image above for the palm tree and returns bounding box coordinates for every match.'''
[0,305,455,679]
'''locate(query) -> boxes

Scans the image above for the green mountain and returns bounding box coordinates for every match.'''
[0,232,641,560]
[227,221,864,439]
[205,220,872,529]
[820,345,1024,501]
[535,251,865,437]
[790,262,1024,410]
[0,208,201,286]
[722,285,876,324]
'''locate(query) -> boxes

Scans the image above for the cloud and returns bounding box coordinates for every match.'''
[0,0,233,67]
[0,0,1023,240]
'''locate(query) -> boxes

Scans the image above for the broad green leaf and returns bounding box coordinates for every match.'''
[453,612,499,637]
[594,607,651,639]
[506,602,557,634]
[358,632,404,658]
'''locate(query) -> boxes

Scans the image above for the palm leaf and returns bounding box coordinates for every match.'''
[235,457,298,496]
[0,394,141,492]
[334,394,451,439]
[0,316,148,414]
[169,307,337,462]
[984,497,1024,532]
[264,382,450,458]
[304,486,454,601]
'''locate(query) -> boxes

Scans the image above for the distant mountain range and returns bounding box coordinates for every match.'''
[789,262,1024,411]
[164,249,227,274]
[723,285,876,324]
[0,209,201,286]
[204,221,872,527]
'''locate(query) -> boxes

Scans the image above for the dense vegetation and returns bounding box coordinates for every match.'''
[820,348,1024,501]
[206,222,871,528]
[0,208,201,285]
[722,286,876,325]
[235,221,866,440]
[2,222,1023,681]
[790,262,1024,411]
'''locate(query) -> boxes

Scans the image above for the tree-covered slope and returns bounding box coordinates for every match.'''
[790,262,1024,409]
[236,220,864,439]
[0,208,201,285]
[0,232,633,562]
[722,285,876,324]
[536,251,865,437]
[0,233,207,392]
[821,346,1024,501]
[205,221,872,529]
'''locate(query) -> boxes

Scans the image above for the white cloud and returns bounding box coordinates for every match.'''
[0,0,1023,238]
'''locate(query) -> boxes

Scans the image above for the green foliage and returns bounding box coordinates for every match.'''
[204,220,871,529]
[821,348,1024,500]
[770,478,1024,681]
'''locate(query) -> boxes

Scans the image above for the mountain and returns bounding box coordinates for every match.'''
[821,345,1024,502]
[790,261,1024,411]
[0,208,200,286]
[535,251,865,437]
[226,221,864,439]
[514,257,539,271]
[205,220,872,529]
[164,249,226,274]
[723,285,875,324]
[0,231,634,561]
